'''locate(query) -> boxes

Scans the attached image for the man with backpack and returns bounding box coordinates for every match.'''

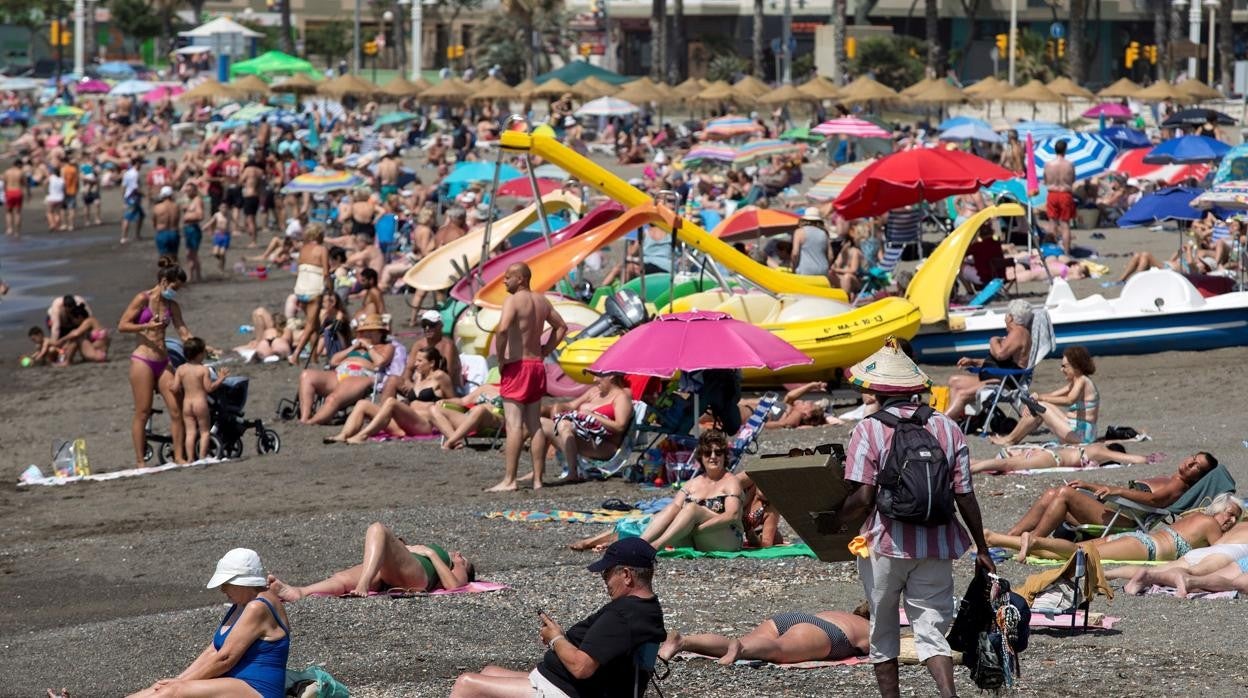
[836,338,995,698]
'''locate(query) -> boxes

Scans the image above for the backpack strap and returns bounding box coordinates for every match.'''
[912,404,935,423]
[867,409,900,427]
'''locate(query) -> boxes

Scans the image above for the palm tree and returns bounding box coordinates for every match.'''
[832,0,846,81]
[752,0,764,78]
[669,0,684,83]
[650,0,665,81]
[1069,0,1086,83]
[924,0,940,76]
[1218,0,1232,92]
[280,0,294,54]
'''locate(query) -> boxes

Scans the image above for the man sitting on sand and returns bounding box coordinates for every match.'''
[1001,452,1219,538]
[451,538,666,698]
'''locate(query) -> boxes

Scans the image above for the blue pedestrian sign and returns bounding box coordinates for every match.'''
[770,37,798,55]
[1050,23,1066,40]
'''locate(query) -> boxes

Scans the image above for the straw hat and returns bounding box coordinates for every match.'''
[355,314,389,332]
[846,337,931,394]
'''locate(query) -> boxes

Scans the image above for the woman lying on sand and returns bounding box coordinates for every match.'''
[659,604,869,665]
[127,548,289,698]
[236,307,294,363]
[987,493,1241,562]
[267,522,474,598]
[572,430,745,553]
[737,381,845,429]
[1107,521,1248,595]
[970,442,1164,474]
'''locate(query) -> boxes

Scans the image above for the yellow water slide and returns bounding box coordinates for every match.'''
[498,130,847,302]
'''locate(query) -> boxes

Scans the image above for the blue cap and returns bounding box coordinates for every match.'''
[586,537,656,572]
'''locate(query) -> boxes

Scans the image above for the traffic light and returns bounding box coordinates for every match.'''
[1057,38,1065,57]
[50,20,71,47]
[996,34,1008,58]
[364,41,378,56]
[1045,40,1055,61]
[1125,41,1140,69]
[1144,44,1158,64]
[445,44,465,59]
[845,36,856,59]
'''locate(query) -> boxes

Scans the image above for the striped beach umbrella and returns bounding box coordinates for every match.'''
[1010,121,1071,141]
[1034,133,1117,181]
[812,116,891,138]
[283,169,366,194]
[683,145,737,165]
[574,96,639,117]
[1111,148,1211,186]
[704,115,764,139]
[1193,181,1248,210]
[109,79,157,96]
[43,104,85,119]
[805,160,873,201]
[732,139,805,166]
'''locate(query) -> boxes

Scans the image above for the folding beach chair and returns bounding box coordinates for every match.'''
[962,309,1054,437]
[852,244,905,306]
[1075,463,1237,539]
[558,401,649,480]
[633,641,669,698]
[884,206,925,261]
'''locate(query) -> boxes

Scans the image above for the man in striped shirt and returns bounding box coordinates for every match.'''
[837,339,994,698]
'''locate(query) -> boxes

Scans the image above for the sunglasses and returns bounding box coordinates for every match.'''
[702,447,728,457]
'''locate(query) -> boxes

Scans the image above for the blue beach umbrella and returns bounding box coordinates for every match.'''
[443,161,522,186]
[1034,133,1117,181]
[1117,187,1209,226]
[986,177,1047,207]
[937,115,991,132]
[1144,135,1231,165]
[939,122,1004,143]
[1011,121,1071,141]
[1099,126,1150,149]
[96,61,136,79]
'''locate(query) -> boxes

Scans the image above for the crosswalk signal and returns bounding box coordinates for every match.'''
[1125,41,1140,69]
[996,33,1008,58]
[1057,38,1066,57]
[1144,44,1158,64]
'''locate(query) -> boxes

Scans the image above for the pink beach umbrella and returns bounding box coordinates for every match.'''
[142,85,184,103]
[1082,103,1132,119]
[586,310,812,378]
[75,78,111,94]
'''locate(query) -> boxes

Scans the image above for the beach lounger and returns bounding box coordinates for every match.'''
[558,401,648,480]
[852,244,904,307]
[1079,463,1237,539]
[633,641,668,698]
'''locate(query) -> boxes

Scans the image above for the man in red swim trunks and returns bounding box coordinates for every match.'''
[1043,139,1077,254]
[488,262,567,492]
[4,159,26,238]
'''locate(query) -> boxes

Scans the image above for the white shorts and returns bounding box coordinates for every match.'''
[528,668,572,698]
[860,552,955,664]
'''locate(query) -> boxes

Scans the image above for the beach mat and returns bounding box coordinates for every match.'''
[1144,584,1238,600]
[17,457,229,487]
[310,580,509,598]
[1026,556,1168,567]
[481,498,672,524]
[1004,463,1128,475]
[676,651,868,669]
[657,543,816,560]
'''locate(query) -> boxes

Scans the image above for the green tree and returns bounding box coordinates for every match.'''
[110,0,162,58]
[306,20,353,67]
[847,36,924,90]
[707,53,748,82]
[428,0,483,70]
[925,0,940,74]
[473,1,570,82]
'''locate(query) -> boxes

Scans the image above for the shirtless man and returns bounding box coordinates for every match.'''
[488,263,567,492]
[240,157,265,246]
[377,150,400,201]
[435,207,468,247]
[1043,139,1077,254]
[3,159,25,237]
[943,299,1033,420]
[222,147,245,235]
[182,181,205,282]
[152,186,182,261]
[1003,452,1219,539]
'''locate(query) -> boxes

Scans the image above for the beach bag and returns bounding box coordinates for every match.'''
[285,666,348,698]
[867,405,955,526]
[971,630,1006,691]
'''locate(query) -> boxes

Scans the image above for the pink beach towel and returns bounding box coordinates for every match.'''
[310,580,510,598]
[1144,584,1238,600]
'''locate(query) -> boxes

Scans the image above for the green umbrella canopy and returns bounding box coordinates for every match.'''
[535,60,631,86]
[779,126,824,143]
[230,50,319,79]
[374,111,419,127]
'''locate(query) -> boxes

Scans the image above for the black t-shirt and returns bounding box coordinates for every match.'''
[537,595,666,698]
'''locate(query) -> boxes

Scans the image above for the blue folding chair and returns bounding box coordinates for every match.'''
[852,243,905,306]
[633,641,669,698]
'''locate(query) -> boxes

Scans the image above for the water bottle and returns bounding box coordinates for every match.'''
[238,324,254,334]
[52,441,74,478]
[72,438,90,477]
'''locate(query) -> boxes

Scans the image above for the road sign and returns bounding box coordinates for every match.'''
[1050,23,1066,40]
[769,37,797,55]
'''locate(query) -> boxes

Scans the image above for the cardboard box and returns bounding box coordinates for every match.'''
[745,444,866,563]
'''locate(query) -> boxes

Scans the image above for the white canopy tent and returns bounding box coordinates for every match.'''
[178,17,264,58]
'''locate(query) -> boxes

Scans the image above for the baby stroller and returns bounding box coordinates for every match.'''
[211,375,281,458]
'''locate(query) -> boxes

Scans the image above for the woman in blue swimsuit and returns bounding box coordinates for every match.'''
[127,548,289,698]
[991,345,1101,447]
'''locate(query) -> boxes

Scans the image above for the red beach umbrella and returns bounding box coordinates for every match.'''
[710,206,800,241]
[833,148,1017,219]
[496,176,562,198]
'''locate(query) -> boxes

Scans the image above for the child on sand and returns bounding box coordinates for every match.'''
[209,209,230,271]
[23,327,62,366]
[175,337,229,459]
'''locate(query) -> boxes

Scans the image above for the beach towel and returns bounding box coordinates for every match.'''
[17,457,228,487]
[676,652,868,669]
[1004,463,1128,475]
[481,498,673,524]
[367,432,440,442]
[310,580,509,598]
[657,543,816,560]
[1025,556,1168,567]
[1143,584,1239,600]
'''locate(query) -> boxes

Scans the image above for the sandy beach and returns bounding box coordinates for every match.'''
[2,174,1248,697]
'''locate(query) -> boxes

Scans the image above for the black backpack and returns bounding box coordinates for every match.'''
[867,405,956,526]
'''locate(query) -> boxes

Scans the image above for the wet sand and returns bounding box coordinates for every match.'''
[2,180,1248,695]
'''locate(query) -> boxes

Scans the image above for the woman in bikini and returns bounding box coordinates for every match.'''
[571,430,746,553]
[658,604,870,665]
[267,522,474,599]
[237,308,294,363]
[971,442,1165,474]
[538,372,634,484]
[987,494,1241,563]
[119,257,193,468]
[288,223,329,365]
[324,347,451,443]
[56,303,111,363]
[297,313,394,424]
[991,345,1099,447]
[430,382,504,451]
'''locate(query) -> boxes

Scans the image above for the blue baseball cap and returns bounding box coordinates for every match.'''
[586,537,656,572]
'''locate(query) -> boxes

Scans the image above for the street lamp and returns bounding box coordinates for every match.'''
[398,0,436,81]
[383,10,394,71]
[1171,0,1202,79]
[1204,0,1219,86]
